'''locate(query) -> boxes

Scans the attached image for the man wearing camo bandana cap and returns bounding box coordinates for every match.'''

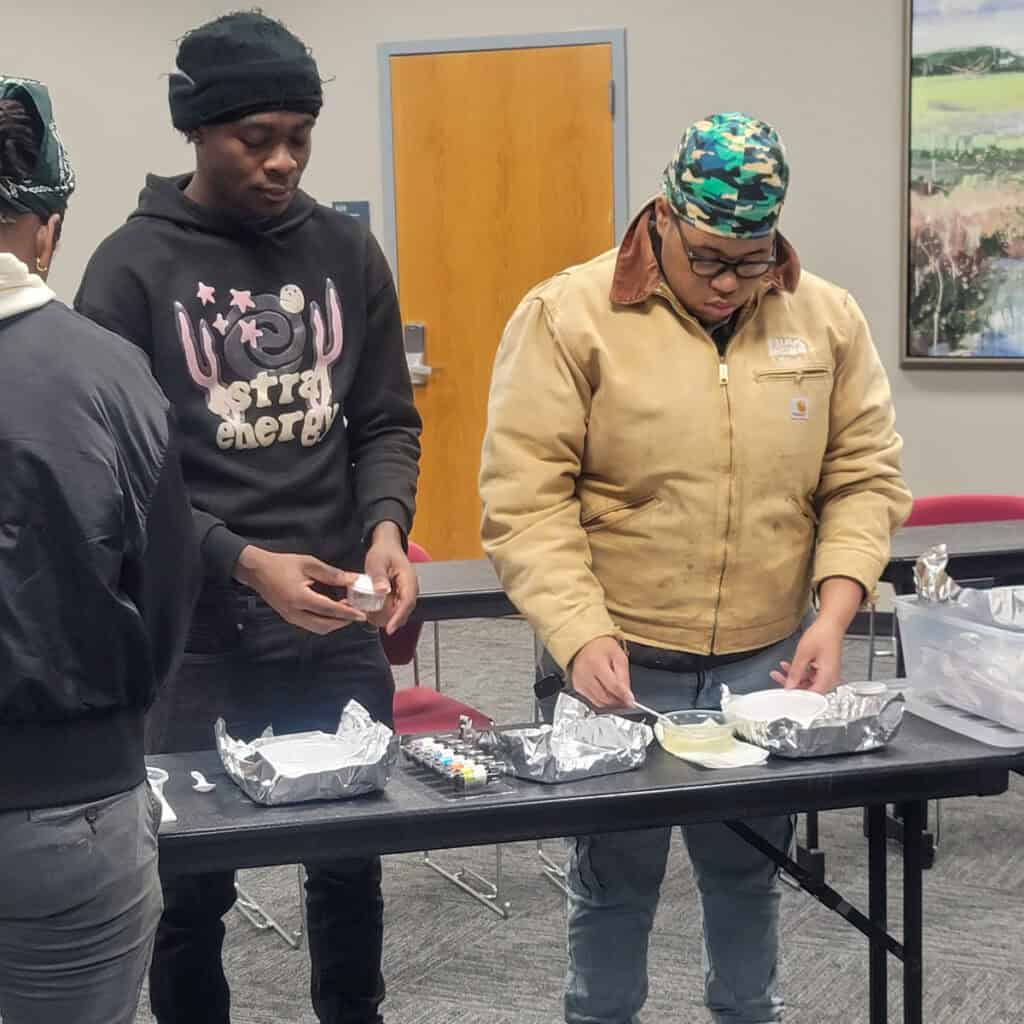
[481,111,910,1024]
[662,111,788,239]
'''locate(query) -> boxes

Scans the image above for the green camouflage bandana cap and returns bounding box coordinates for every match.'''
[0,78,75,219]
[662,112,788,239]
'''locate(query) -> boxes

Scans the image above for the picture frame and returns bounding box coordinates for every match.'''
[902,0,1024,368]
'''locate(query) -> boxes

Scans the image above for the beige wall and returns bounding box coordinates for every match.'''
[6,0,1018,497]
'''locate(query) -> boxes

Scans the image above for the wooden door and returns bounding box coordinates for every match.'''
[390,43,615,560]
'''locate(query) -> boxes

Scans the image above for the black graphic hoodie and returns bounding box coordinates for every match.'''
[76,174,421,619]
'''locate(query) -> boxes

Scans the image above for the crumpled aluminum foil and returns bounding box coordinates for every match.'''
[914,543,962,603]
[721,685,905,758]
[985,588,1024,631]
[479,692,652,784]
[216,700,398,806]
[914,546,1024,631]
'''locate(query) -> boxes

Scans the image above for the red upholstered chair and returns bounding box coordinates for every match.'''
[384,542,509,917]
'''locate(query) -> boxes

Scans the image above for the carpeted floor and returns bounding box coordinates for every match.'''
[130,620,1024,1023]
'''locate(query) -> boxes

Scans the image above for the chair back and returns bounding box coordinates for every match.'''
[378,541,431,667]
[905,495,1024,528]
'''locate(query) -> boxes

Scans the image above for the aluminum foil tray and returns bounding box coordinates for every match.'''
[721,685,905,759]
[480,692,652,784]
[216,700,398,805]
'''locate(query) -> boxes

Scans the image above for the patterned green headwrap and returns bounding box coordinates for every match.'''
[0,78,75,219]
[662,112,788,239]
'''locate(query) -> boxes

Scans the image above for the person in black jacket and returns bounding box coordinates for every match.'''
[75,13,422,1024]
[0,78,199,1024]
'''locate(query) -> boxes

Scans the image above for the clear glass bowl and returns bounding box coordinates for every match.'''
[656,710,735,754]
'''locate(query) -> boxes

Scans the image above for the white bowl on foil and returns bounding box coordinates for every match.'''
[723,689,827,729]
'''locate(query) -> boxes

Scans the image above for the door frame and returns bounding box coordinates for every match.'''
[377,28,629,287]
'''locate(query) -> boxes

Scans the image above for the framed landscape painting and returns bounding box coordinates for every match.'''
[905,0,1024,367]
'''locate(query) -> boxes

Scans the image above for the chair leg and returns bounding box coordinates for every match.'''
[537,840,568,894]
[867,605,876,681]
[296,864,307,949]
[421,846,511,918]
[863,604,898,682]
[234,878,303,949]
[432,621,441,691]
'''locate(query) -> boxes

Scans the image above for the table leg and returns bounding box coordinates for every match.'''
[892,580,909,679]
[867,805,887,1024]
[900,800,926,1024]
[861,804,935,870]
[806,808,819,849]
[795,811,826,883]
[895,626,905,678]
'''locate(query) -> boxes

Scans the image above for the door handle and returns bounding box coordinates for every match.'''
[406,351,433,386]
[404,321,432,386]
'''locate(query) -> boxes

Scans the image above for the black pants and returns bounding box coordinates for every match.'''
[146,597,395,1024]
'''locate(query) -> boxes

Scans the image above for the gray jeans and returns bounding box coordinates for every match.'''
[0,781,163,1024]
[558,627,804,1024]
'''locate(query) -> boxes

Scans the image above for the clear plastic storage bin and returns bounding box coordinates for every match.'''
[896,591,1024,737]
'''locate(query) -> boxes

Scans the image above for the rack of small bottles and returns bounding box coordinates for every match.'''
[402,730,510,793]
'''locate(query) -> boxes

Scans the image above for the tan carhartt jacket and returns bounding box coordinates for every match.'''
[480,203,912,669]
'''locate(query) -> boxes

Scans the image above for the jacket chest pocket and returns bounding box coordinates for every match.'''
[749,364,832,462]
[753,365,833,387]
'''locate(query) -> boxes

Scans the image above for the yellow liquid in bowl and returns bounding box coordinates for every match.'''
[657,721,736,755]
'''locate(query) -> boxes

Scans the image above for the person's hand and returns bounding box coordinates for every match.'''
[364,522,419,635]
[570,636,634,709]
[234,546,365,635]
[769,617,845,694]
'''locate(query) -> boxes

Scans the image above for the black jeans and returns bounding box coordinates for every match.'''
[146,597,395,1024]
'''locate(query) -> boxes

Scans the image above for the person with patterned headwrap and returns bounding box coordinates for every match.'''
[480,112,911,1024]
[0,77,199,1024]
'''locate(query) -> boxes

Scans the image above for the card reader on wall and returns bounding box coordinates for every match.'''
[404,322,433,386]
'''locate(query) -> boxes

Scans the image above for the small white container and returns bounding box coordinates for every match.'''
[349,574,388,612]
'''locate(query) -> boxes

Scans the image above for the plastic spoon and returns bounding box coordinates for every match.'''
[146,766,177,823]
[190,770,216,793]
[630,700,678,729]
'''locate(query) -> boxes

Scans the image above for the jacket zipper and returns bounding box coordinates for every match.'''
[710,356,734,652]
[655,279,744,653]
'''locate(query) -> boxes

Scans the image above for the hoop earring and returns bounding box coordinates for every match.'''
[36,258,48,273]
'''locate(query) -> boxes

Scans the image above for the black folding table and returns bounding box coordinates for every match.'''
[153,715,1020,1024]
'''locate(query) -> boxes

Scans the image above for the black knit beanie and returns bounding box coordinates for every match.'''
[169,11,323,131]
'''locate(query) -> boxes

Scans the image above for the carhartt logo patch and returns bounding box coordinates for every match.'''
[768,336,809,359]
[791,397,809,421]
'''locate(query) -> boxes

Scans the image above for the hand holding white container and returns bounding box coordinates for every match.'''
[348,573,390,612]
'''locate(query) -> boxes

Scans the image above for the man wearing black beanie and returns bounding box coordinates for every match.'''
[76,11,422,1024]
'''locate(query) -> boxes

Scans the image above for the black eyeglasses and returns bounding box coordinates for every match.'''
[674,217,776,280]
